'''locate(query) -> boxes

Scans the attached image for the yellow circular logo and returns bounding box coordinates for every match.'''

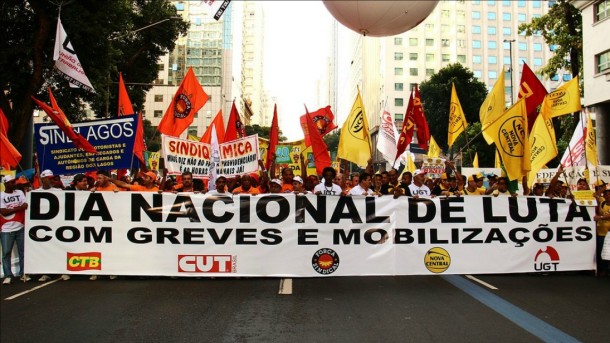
[424,247,451,273]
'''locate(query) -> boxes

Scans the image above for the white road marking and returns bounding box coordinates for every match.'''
[278,278,293,295]
[465,275,499,290]
[4,279,62,300]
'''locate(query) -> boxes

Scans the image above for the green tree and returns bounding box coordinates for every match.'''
[419,64,491,166]
[0,0,188,148]
[518,0,582,79]
[245,125,287,142]
[323,130,340,156]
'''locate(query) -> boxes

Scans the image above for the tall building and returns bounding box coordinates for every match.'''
[240,1,265,126]
[143,1,234,138]
[345,0,562,164]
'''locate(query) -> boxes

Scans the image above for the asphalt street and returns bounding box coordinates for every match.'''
[1,273,608,343]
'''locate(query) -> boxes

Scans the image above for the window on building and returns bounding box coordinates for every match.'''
[472,11,481,19]
[395,98,404,107]
[489,41,497,49]
[410,68,419,76]
[154,95,163,102]
[457,40,466,48]
[534,58,543,66]
[596,0,610,21]
[518,0,526,7]
[457,55,466,63]
[489,71,498,79]
[457,10,465,20]
[409,38,418,46]
[158,64,165,71]
[426,24,434,32]
[442,54,450,62]
[502,13,511,21]
[441,24,449,33]
[519,42,527,51]
[473,0,480,4]
[441,10,450,19]
[597,50,610,73]
[394,37,403,45]
[504,56,511,65]
[395,83,404,91]
[175,2,185,11]
[395,113,404,121]
[426,68,435,76]
[474,70,482,78]
[488,12,496,20]
[473,40,482,48]
[533,43,542,51]
[488,56,497,64]
[488,26,497,34]
[154,110,163,118]
[503,27,511,35]
[518,13,526,22]
[395,68,404,76]
[409,53,418,61]
[441,39,450,47]
[473,55,482,64]
[395,52,404,60]
[187,126,198,137]
[518,58,528,66]
[549,44,559,51]
[426,54,434,62]
[503,0,510,6]
[551,74,559,81]
[457,25,465,33]
[472,25,481,34]
[533,1,541,8]
[426,39,434,46]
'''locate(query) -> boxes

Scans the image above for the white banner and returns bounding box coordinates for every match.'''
[25,192,595,277]
[533,165,610,190]
[162,134,260,179]
[53,18,95,93]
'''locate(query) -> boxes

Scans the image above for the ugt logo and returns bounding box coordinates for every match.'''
[533,246,560,272]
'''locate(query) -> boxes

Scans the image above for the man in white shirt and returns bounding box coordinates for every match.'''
[348,172,374,196]
[1,174,28,284]
[408,169,432,197]
[314,167,343,195]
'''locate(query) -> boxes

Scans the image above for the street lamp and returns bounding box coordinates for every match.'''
[503,39,516,105]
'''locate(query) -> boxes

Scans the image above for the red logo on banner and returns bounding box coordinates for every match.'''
[178,255,234,273]
[534,246,560,272]
[67,252,102,271]
[312,248,340,275]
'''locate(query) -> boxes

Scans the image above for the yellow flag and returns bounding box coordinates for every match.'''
[473,153,479,168]
[494,148,502,168]
[480,69,506,145]
[407,153,416,173]
[528,107,558,186]
[428,136,441,158]
[448,83,468,147]
[545,77,581,118]
[483,99,529,181]
[337,90,371,166]
[586,112,598,166]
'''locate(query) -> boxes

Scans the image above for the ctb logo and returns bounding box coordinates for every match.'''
[534,246,560,272]
[178,255,235,273]
[67,252,102,271]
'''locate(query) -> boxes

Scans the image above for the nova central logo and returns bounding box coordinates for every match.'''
[178,255,235,273]
[67,252,102,271]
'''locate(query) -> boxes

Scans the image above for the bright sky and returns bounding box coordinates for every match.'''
[261,2,335,141]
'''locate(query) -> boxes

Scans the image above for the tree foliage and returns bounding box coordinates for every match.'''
[419,64,492,166]
[0,0,188,148]
[518,0,582,79]
[245,125,287,142]
[323,130,340,156]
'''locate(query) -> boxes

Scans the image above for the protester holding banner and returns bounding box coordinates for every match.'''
[1,175,28,284]
[111,171,159,192]
[232,175,260,195]
[174,171,196,193]
[409,170,432,197]
[594,189,610,277]
[92,170,120,192]
[269,179,283,194]
[291,176,310,195]
[332,173,349,196]
[492,177,516,197]
[66,174,90,191]
[348,172,374,196]
[463,175,486,195]
[207,175,229,196]
[314,167,343,196]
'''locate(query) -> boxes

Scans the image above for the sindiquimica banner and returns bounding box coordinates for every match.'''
[25,192,595,277]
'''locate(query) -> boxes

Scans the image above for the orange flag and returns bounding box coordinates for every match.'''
[299,105,336,147]
[224,101,246,142]
[158,67,209,137]
[305,106,332,174]
[32,89,97,154]
[0,132,21,169]
[133,112,146,164]
[118,73,135,116]
[200,109,225,144]
[266,104,279,170]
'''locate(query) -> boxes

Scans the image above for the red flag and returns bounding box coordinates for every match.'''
[134,112,146,164]
[395,90,415,160]
[200,109,225,144]
[32,90,97,154]
[0,107,8,135]
[413,86,430,152]
[266,104,279,170]
[118,73,135,116]
[304,106,332,174]
[299,105,337,147]
[224,101,246,142]
[0,133,21,169]
[518,63,548,130]
[158,67,209,137]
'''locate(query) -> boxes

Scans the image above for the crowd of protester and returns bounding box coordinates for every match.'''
[2,156,609,284]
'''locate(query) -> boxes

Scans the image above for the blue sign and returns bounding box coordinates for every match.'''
[34,116,139,175]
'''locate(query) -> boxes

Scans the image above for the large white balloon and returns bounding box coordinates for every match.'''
[323,1,439,37]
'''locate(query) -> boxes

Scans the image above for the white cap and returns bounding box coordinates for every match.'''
[293,176,303,184]
[271,178,283,186]
[2,174,15,183]
[216,174,227,180]
[40,169,54,178]
[413,169,427,177]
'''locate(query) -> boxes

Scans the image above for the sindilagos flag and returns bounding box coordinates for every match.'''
[448,83,467,148]
[480,69,506,144]
[158,67,209,137]
[300,105,337,147]
[395,90,415,160]
[412,86,430,152]
[518,63,547,130]
[53,17,95,93]
[224,101,246,142]
[337,90,371,167]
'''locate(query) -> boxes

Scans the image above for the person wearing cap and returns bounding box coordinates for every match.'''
[269,178,284,194]
[484,173,499,195]
[292,176,310,194]
[1,174,28,284]
[110,171,159,192]
[314,167,343,195]
[14,176,31,193]
[207,175,229,196]
[594,189,610,277]
[463,175,485,195]
[594,180,607,202]
[232,174,260,195]
[576,178,590,191]
[409,169,432,197]
[37,169,62,191]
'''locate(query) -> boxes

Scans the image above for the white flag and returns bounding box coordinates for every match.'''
[54,17,95,93]
[560,119,586,167]
[376,109,399,168]
[208,124,220,191]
